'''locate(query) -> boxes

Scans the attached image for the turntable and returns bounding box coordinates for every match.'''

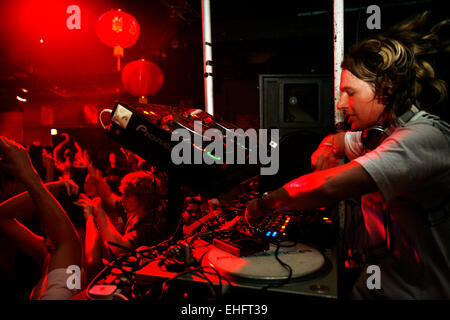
[204,243,326,284]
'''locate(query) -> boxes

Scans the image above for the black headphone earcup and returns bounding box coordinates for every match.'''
[361,105,418,151]
[361,126,388,150]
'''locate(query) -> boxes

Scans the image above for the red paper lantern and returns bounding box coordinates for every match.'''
[121,59,164,102]
[96,9,140,71]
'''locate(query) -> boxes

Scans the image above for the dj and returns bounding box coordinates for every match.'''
[245,12,449,299]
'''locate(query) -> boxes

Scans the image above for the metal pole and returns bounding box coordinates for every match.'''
[334,0,344,125]
[202,0,214,115]
[334,0,346,299]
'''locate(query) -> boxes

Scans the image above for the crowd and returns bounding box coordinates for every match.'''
[0,133,212,300]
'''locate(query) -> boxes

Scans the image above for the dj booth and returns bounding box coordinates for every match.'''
[83,219,338,302]
[83,102,340,302]
[133,240,338,300]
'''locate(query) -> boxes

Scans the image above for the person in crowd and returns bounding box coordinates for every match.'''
[103,151,128,194]
[245,12,449,299]
[53,133,89,189]
[28,143,55,183]
[77,165,125,232]
[80,168,168,280]
[53,133,75,180]
[182,196,204,229]
[0,136,82,300]
[181,195,222,237]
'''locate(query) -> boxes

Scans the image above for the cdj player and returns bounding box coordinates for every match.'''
[101,101,261,198]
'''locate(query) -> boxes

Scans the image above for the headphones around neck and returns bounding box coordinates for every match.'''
[361,124,389,150]
[361,105,419,150]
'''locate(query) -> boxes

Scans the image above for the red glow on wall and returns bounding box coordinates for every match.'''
[3,0,115,79]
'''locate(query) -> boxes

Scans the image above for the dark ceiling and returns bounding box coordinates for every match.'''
[0,0,448,113]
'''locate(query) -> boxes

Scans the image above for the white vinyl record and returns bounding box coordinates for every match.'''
[204,243,325,283]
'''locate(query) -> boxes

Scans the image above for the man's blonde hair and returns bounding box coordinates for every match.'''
[342,12,449,117]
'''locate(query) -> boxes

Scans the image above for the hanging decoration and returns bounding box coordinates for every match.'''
[96,9,140,71]
[121,59,164,103]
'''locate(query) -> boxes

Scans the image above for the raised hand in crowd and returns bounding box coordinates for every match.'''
[0,136,82,300]
[72,142,89,169]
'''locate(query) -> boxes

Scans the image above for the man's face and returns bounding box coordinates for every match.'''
[185,202,202,220]
[120,193,141,217]
[337,70,386,131]
[84,176,97,198]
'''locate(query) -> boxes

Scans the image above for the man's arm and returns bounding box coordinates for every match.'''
[42,149,55,182]
[0,218,47,266]
[0,136,81,272]
[246,161,377,224]
[87,165,119,211]
[26,177,81,271]
[0,180,78,220]
[52,133,69,164]
[311,132,346,171]
[92,206,132,256]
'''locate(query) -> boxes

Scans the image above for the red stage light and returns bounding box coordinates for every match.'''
[121,59,164,102]
[96,9,140,71]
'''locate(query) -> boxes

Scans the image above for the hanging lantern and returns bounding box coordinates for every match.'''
[96,9,140,71]
[121,59,164,103]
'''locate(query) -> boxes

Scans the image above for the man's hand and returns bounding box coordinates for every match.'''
[74,194,101,220]
[0,136,39,185]
[87,163,102,179]
[59,179,79,197]
[311,143,341,171]
[73,144,89,168]
[244,198,268,227]
[311,133,346,171]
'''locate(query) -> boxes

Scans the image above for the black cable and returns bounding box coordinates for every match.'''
[87,222,207,300]
[85,241,164,300]
[157,266,228,301]
[195,266,230,298]
[157,267,205,300]
[191,269,220,298]
[261,240,294,291]
[199,266,233,296]
[130,256,166,300]
[85,253,131,300]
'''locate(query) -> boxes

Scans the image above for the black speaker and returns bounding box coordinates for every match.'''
[258,74,334,192]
